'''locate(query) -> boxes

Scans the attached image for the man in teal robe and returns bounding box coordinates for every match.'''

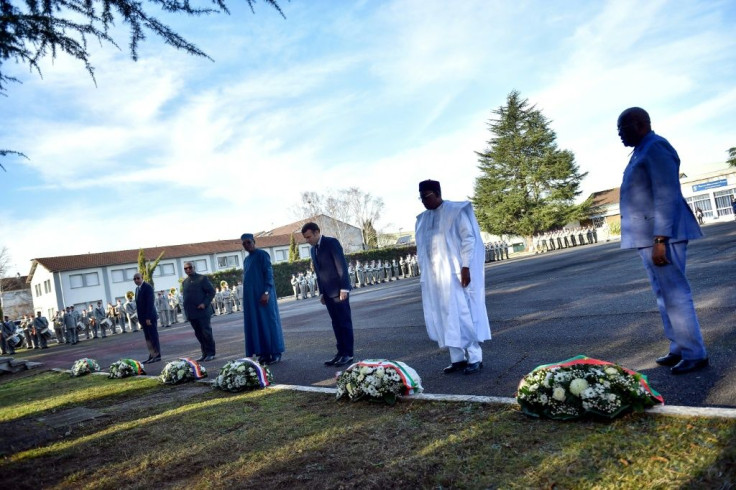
[241,233,285,365]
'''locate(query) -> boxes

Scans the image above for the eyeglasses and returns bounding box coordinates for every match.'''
[418,192,435,200]
[183,266,192,270]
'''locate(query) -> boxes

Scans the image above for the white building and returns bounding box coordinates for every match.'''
[585,166,736,232]
[680,167,736,222]
[26,215,364,319]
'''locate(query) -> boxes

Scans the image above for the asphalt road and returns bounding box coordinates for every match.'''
[11,221,736,408]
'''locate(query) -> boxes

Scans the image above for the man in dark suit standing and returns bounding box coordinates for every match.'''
[301,222,354,366]
[133,273,161,363]
[181,261,217,362]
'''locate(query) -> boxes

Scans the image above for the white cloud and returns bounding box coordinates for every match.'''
[3,0,736,276]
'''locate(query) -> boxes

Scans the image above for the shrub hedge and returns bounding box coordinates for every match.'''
[204,246,417,299]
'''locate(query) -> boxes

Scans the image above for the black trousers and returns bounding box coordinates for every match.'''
[324,295,354,357]
[142,318,161,358]
[190,317,216,356]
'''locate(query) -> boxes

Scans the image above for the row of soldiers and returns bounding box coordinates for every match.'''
[213,282,243,314]
[290,272,319,300]
[288,254,422,300]
[349,255,420,289]
[156,290,183,327]
[1,312,50,354]
[532,226,598,253]
[44,288,185,346]
[485,241,510,262]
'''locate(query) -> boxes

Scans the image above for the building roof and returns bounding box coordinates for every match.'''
[256,214,360,237]
[589,187,620,207]
[29,234,306,278]
[1,276,29,291]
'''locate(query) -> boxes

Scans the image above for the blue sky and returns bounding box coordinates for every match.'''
[2,0,735,275]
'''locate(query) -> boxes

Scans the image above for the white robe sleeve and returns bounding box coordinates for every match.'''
[457,210,475,268]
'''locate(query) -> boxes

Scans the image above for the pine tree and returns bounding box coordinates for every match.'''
[727,147,736,167]
[473,91,590,246]
[137,249,165,289]
[288,233,299,262]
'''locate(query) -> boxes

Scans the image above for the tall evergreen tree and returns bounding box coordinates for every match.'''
[288,233,299,262]
[727,147,736,167]
[473,91,591,246]
[137,249,165,289]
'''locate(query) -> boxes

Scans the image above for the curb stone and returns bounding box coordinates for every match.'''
[51,369,736,419]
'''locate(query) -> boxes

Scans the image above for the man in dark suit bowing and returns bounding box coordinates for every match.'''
[301,222,354,367]
[133,273,161,363]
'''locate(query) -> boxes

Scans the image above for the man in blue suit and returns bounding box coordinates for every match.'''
[617,107,707,375]
[301,222,354,366]
[133,273,161,363]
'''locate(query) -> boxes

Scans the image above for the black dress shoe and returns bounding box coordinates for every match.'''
[196,355,206,362]
[202,355,215,362]
[443,361,468,374]
[258,355,269,365]
[671,358,708,375]
[463,361,483,375]
[148,357,161,364]
[142,357,153,364]
[268,354,281,365]
[324,355,341,366]
[656,353,682,367]
[332,356,354,367]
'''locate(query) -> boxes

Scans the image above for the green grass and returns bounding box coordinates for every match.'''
[1,371,735,489]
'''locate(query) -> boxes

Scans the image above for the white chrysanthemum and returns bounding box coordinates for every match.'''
[569,378,589,396]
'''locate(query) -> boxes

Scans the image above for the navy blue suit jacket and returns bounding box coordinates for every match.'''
[135,281,158,323]
[311,236,351,299]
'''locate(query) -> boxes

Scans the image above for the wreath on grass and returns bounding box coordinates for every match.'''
[108,359,146,379]
[335,359,423,405]
[159,358,208,385]
[70,358,101,377]
[516,355,663,420]
[213,358,272,392]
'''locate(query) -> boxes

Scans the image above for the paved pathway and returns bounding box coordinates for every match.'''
[8,221,736,408]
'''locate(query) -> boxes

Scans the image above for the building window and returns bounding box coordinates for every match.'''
[299,245,311,259]
[686,193,713,218]
[152,263,176,277]
[69,272,100,289]
[191,259,208,273]
[217,255,240,269]
[35,284,42,296]
[274,249,287,262]
[44,279,51,293]
[592,216,606,228]
[714,189,736,217]
[111,267,138,283]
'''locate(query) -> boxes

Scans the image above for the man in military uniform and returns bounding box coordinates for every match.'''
[124,293,140,332]
[52,311,65,344]
[221,283,233,314]
[64,306,78,345]
[1,315,17,355]
[32,311,50,349]
[168,291,179,323]
[290,274,299,299]
[348,262,356,289]
[115,299,127,332]
[156,291,171,327]
[355,261,365,287]
[80,308,92,339]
